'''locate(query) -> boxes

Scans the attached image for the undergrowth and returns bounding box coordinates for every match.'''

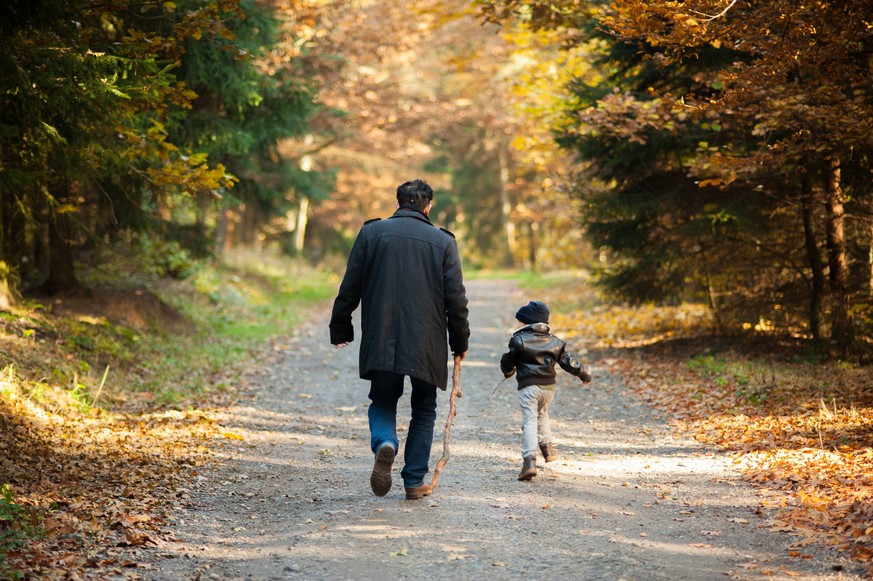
[0,245,335,579]
[523,271,873,575]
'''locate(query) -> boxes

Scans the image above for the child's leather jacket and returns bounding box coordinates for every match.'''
[499,323,590,388]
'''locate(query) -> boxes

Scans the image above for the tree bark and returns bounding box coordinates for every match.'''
[800,166,824,341]
[294,195,310,256]
[0,195,15,309]
[1,189,29,300]
[497,143,515,268]
[823,157,853,350]
[240,202,258,247]
[528,222,538,269]
[869,223,873,298]
[701,247,725,334]
[294,141,314,256]
[41,181,80,295]
[0,262,13,310]
[215,207,231,258]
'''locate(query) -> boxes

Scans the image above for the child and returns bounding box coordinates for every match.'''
[499,300,591,480]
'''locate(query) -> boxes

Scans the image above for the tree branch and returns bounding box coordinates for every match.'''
[690,0,740,22]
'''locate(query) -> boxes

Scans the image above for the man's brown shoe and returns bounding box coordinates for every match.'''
[540,443,558,463]
[404,483,433,500]
[370,443,395,497]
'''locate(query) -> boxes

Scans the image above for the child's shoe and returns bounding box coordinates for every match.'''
[540,443,558,463]
[518,456,537,481]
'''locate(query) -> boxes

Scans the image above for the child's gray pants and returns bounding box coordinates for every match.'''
[518,384,556,459]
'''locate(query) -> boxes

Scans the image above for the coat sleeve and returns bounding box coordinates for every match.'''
[558,342,591,382]
[500,335,522,376]
[443,237,470,355]
[329,227,367,344]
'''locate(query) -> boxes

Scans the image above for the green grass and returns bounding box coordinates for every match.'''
[465,268,588,288]
[0,247,336,412]
[131,252,335,405]
[0,483,39,580]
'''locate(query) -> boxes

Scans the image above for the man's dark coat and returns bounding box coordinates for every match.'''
[329,208,470,389]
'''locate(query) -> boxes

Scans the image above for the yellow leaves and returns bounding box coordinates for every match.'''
[0,382,224,579]
[187,152,208,166]
[146,151,238,195]
[549,278,873,572]
[673,385,872,564]
[56,204,80,215]
[673,13,700,28]
[697,178,727,188]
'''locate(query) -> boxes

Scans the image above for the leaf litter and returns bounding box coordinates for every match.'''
[535,279,873,577]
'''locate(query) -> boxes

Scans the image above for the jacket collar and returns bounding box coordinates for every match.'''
[390,207,434,225]
[514,322,551,335]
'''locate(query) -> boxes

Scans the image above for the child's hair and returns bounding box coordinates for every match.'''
[515,301,550,324]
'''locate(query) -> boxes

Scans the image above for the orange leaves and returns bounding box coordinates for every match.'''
[0,391,223,578]
[614,346,873,572]
[539,275,873,574]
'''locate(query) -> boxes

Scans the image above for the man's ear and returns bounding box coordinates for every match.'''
[423,201,433,216]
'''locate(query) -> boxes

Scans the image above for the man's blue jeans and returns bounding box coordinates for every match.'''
[368,370,438,488]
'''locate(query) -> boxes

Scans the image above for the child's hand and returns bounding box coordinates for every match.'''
[580,370,592,384]
[503,369,515,379]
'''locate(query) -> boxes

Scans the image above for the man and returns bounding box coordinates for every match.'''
[329,179,469,500]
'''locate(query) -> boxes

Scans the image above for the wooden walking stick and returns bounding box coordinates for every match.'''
[428,354,462,492]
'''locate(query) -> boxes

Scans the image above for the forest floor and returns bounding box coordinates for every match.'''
[100,278,863,580]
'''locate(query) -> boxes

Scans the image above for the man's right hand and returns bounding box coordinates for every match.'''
[334,342,350,349]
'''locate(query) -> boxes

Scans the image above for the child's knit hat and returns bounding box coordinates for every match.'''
[516,301,550,324]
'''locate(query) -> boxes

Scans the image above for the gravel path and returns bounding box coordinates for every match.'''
[131,279,864,580]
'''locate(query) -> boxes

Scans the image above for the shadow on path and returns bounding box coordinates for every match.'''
[130,279,863,581]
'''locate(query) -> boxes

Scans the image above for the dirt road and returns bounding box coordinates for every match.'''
[131,279,863,580]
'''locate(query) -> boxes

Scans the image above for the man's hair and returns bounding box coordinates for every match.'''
[396,179,433,212]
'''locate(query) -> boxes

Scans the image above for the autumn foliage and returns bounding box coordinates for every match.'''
[537,275,873,575]
[480,0,873,354]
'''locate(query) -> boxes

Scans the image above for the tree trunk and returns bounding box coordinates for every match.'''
[497,143,515,268]
[215,207,231,258]
[0,262,13,310]
[239,200,260,247]
[701,248,725,334]
[195,191,211,251]
[869,223,873,298]
[0,191,27,309]
[823,157,853,350]
[800,167,825,341]
[41,182,80,295]
[294,138,314,257]
[294,195,309,256]
[0,195,15,309]
[528,222,538,269]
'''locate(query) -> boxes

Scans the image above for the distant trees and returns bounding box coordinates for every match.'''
[478,0,873,352]
[0,0,329,305]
